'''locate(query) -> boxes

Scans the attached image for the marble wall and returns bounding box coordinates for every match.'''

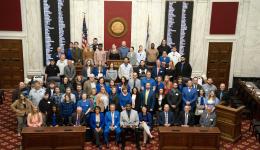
[236,0,260,77]
[0,0,259,87]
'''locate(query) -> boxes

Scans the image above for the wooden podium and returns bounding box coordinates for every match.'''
[215,103,245,142]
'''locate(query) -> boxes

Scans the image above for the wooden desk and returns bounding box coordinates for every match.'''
[238,80,260,120]
[238,80,260,104]
[22,126,86,150]
[158,127,220,150]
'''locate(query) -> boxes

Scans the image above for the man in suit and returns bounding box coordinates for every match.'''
[128,72,141,92]
[64,60,76,82]
[104,104,121,148]
[120,103,140,150]
[216,83,230,105]
[141,83,155,112]
[158,104,175,126]
[72,41,83,65]
[182,80,198,112]
[192,77,203,95]
[167,82,182,114]
[71,106,85,126]
[175,56,192,79]
[200,106,216,127]
[178,105,195,127]
[83,74,97,96]
[151,60,165,79]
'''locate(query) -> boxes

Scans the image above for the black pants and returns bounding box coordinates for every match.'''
[93,129,103,146]
[121,127,140,148]
[195,115,201,125]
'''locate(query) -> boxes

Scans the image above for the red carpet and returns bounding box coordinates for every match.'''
[0,91,259,150]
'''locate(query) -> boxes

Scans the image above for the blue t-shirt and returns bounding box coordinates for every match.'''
[119,46,129,58]
[77,99,91,113]
[119,93,131,107]
[141,77,156,89]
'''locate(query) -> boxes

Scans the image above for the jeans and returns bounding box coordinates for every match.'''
[17,116,26,133]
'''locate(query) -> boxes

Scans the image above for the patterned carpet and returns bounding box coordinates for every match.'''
[0,91,259,150]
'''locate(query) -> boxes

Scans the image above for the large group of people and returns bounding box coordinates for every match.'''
[11,38,230,150]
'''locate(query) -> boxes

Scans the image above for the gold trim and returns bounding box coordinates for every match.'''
[108,17,128,38]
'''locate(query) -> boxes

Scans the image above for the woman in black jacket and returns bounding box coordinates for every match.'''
[131,87,142,112]
[155,88,167,124]
[165,61,177,81]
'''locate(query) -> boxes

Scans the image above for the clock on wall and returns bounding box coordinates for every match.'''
[108,17,128,38]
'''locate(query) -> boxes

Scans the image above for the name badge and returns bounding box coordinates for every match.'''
[48,101,51,104]
[176,93,179,96]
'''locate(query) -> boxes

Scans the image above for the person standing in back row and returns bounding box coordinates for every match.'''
[175,56,192,80]
[119,41,129,59]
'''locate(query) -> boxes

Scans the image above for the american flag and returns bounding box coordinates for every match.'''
[82,15,88,48]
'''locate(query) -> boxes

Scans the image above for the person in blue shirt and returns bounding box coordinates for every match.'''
[96,77,111,94]
[77,93,92,125]
[104,104,121,148]
[64,42,73,60]
[177,77,186,92]
[89,106,105,148]
[139,106,154,145]
[141,71,156,91]
[46,105,62,127]
[156,76,165,93]
[118,41,130,59]
[116,76,130,94]
[159,51,170,67]
[60,94,75,125]
[119,87,132,111]
[93,62,107,79]
[205,90,220,110]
